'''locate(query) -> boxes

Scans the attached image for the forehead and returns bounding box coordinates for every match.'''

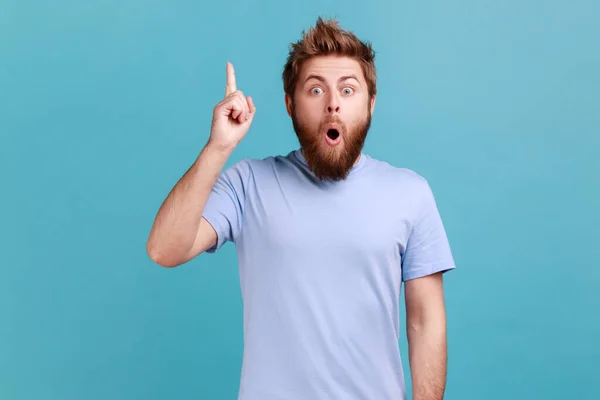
[298,55,365,83]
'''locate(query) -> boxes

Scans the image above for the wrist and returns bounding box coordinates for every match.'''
[204,138,236,157]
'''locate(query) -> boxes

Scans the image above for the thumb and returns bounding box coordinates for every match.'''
[246,96,256,120]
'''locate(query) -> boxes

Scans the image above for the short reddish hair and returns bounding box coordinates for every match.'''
[282,17,377,100]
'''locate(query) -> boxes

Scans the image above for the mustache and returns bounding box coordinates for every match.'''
[323,115,342,124]
[321,115,345,132]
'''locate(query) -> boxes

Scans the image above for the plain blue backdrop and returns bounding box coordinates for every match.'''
[2,0,598,399]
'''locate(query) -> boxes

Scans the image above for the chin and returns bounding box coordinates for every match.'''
[298,132,367,181]
[291,106,371,181]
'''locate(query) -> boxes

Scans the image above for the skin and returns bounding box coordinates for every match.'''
[147,58,449,399]
[146,62,254,268]
[405,272,449,400]
[285,55,375,180]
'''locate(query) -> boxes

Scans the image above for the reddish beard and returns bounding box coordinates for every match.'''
[291,104,372,181]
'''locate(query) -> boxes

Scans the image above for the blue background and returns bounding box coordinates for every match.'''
[2,0,598,398]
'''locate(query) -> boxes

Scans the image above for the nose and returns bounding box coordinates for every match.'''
[326,93,340,114]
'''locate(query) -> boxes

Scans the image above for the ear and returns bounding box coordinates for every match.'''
[285,93,293,117]
[369,95,376,115]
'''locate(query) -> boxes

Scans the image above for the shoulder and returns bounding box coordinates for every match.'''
[219,151,299,184]
[224,150,299,175]
[363,154,431,193]
[362,156,446,226]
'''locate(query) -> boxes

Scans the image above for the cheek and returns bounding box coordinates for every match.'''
[344,96,368,112]
[345,104,369,124]
[296,104,321,124]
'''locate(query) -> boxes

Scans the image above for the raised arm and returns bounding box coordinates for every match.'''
[146,62,256,267]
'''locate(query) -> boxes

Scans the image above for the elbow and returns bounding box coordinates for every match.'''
[406,312,447,337]
[406,318,426,339]
[146,241,181,268]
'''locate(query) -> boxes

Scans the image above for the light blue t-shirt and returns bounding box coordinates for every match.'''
[202,149,455,400]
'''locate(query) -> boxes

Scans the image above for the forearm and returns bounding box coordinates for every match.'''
[146,141,233,263]
[407,317,448,400]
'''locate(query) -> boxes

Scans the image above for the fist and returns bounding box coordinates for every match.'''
[209,62,256,150]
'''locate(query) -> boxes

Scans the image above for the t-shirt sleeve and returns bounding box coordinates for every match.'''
[401,179,456,281]
[201,158,251,254]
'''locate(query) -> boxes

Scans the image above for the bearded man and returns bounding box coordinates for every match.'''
[147,17,456,400]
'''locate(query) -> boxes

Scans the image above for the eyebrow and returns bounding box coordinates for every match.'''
[303,74,361,85]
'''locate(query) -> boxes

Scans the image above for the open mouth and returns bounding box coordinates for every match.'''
[326,129,340,141]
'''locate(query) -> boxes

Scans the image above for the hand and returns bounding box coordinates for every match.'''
[209,62,256,150]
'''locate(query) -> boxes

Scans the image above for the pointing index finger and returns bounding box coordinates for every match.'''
[225,62,236,97]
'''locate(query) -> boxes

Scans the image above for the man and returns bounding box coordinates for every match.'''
[147,17,455,400]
